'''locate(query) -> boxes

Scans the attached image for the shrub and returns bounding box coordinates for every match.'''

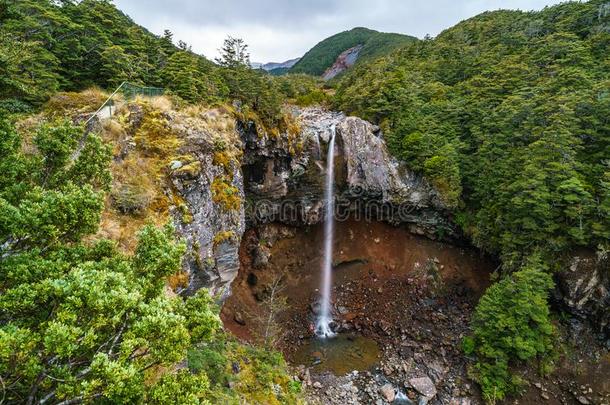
[111,182,153,214]
[0,99,33,114]
[188,344,230,386]
[467,255,556,403]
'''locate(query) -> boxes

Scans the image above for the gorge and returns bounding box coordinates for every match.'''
[147,101,608,404]
[2,1,609,403]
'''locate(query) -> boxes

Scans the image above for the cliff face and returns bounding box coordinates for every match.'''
[322,45,363,80]
[555,250,610,338]
[242,108,451,234]
[168,110,246,298]
[98,101,609,337]
[171,106,455,296]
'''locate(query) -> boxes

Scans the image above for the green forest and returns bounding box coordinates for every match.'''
[1,0,609,403]
[289,27,417,76]
[334,1,609,399]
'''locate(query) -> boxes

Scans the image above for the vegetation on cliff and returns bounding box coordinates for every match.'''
[0,110,301,403]
[1,0,609,402]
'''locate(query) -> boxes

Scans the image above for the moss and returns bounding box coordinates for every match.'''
[133,107,182,158]
[213,231,236,246]
[43,88,109,118]
[212,151,232,172]
[167,271,189,291]
[175,161,202,177]
[177,203,193,224]
[211,177,241,211]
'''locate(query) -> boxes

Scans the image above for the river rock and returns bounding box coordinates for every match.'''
[409,377,437,399]
[380,383,396,402]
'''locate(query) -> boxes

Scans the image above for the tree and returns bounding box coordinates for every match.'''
[100,45,137,88]
[215,36,251,68]
[464,256,556,403]
[161,51,225,103]
[0,117,223,404]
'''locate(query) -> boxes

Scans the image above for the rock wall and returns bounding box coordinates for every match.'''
[555,250,610,339]
[162,106,456,297]
[242,108,454,238]
[168,111,245,298]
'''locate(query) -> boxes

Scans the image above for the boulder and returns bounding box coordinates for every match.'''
[380,383,396,402]
[409,377,437,399]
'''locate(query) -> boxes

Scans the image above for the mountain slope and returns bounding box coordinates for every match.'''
[334,2,610,399]
[289,27,417,77]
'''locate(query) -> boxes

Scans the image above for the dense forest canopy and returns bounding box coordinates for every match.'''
[0,0,298,128]
[335,1,610,265]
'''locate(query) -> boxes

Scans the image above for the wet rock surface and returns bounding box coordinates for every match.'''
[245,107,454,239]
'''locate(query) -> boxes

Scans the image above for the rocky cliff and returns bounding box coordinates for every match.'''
[322,45,363,80]
[555,250,610,339]
[168,106,455,296]
[97,100,609,339]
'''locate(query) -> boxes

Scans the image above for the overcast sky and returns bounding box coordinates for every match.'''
[113,0,565,63]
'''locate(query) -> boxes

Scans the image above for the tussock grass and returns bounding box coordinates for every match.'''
[43,87,109,117]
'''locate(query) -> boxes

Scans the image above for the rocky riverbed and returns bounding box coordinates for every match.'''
[221,220,610,405]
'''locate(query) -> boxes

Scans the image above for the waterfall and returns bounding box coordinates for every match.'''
[315,125,336,338]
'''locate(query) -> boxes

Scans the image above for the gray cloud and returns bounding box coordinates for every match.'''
[114,0,565,62]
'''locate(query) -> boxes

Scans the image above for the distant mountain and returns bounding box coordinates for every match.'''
[289,27,417,78]
[252,58,300,72]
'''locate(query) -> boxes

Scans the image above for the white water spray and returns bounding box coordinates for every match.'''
[315,125,336,338]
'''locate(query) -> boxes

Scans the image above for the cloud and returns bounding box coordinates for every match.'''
[114,0,565,62]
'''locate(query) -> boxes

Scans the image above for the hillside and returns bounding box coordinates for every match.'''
[335,0,610,279]
[334,2,610,399]
[289,27,417,77]
[1,1,610,404]
[0,0,292,127]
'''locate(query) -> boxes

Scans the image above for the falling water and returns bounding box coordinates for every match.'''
[314,133,322,159]
[316,125,336,338]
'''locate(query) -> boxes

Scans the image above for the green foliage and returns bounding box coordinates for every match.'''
[334,0,610,263]
[0,2,286,128]
[290,27,416,76]
[0,117,299,404]
[0,118,110,252]
[188,337,302,405]
[468,256,556,402]
[275,74,330,106]
[146,370,211,405]
[215,36,251,68]
[162,51,227,104]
